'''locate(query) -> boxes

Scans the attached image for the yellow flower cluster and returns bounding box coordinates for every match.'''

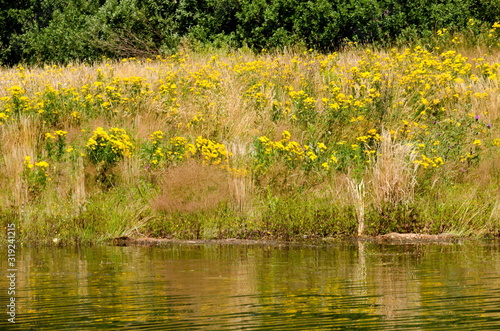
[45,130,67,140]
[149,130,164,142]
[167,136,196,162]
[86,127,133,166]
[195,136,231,165]
[257,131,336,171]
[22,156,51,194]
[143,131,232,168]
[2,31,500,185]
[44,130,68,160]
[412,155,445,168]
[356,129,382,144]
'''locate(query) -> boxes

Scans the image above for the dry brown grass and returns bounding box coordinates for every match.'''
[0,117,41,208]
[347,177,366,236]
[370,130,418,210]
[70,156,86,208]
[225,141,254,214]
[153,160,232,214]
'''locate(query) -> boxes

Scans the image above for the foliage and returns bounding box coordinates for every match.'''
[1,33,500,243]
[1,0,500,65]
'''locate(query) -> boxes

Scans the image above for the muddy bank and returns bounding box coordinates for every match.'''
[112,233,467,247]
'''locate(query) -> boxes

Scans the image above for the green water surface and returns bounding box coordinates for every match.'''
[1,240,500,330]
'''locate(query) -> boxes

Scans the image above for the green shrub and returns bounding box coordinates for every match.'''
[2,0,500,65]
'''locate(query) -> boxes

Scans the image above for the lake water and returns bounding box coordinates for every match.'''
[1,240,500,330]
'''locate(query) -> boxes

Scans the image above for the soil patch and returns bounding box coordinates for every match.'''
[371,232,458,244]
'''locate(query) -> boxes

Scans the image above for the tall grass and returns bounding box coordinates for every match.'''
[1,27,500,243]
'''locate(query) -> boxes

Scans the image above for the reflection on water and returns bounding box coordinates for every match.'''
[1,240,500,330]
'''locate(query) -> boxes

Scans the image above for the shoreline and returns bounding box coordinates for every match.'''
[111,233,493,247]
[2,233,498,247]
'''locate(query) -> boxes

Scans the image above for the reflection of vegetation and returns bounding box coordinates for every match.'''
[10,243,500,329]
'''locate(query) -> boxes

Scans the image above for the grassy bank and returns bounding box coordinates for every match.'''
[2,34,500,244]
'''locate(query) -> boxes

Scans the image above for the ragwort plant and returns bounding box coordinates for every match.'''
[22,157,50,199]
[85,127,134,183]
[45,130,68,160]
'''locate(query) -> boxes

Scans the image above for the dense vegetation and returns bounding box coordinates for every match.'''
[2,39,500,243]
[1,1,500,244]
[1,0,500,65]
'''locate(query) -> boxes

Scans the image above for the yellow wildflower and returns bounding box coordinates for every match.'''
[24,156,33,169]
[35,161,49,168]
